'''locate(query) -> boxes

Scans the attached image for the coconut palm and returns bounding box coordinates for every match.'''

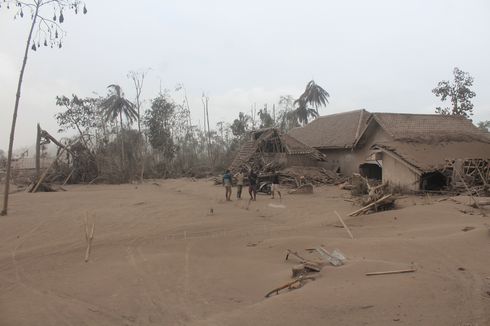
[294,80,330,125]
[100,84,137,168]
[100,84,137,129]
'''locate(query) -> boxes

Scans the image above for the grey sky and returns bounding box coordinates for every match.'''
[1,0,489,150]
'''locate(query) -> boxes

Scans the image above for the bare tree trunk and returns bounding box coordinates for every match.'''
[35,123,41,179]
[1,4,40,216]
[119,111,125,170]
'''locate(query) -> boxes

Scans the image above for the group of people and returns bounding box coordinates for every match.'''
[222,169,281,201]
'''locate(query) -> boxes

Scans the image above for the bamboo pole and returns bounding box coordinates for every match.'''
[334,210,354,239]
[84,213,95,262]
[366,269,416,276]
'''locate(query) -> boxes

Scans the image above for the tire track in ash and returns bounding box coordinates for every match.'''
[126,236,170,324]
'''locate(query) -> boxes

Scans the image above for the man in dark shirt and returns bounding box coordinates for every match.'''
[248,169,257,201]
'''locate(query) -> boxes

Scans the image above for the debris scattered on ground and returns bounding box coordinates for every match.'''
[346,175,397,215]
[265,275,316,298]
[288,183,313,194]
[349,194,395,216]
[315,247,346,266]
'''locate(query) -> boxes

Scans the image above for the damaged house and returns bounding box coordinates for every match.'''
[229,128,325,173]
[289,110,490,191]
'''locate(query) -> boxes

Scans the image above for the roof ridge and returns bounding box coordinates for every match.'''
[316,108,370,119]
[373,112,469,119]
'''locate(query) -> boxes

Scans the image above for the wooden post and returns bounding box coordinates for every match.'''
[35,123,41,179]
[334,211,354,239]
[84,213,95,262]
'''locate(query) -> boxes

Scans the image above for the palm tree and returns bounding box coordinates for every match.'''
[100,84,137,167]
[293,80,330,125]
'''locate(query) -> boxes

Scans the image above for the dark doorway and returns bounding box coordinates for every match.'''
[420,172,447,191]
[359,163,382,180]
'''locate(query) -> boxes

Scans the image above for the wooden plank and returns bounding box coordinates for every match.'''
[334,210,354,239]
[366,268,416,276]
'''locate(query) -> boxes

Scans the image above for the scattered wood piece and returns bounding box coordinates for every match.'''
[292,264,306,278]
[348,194,393,216]
[84,213,96,263]
[288,183,313,194]
[334,210,354,239]
[285,249,308,262]
[304,262,322,272]
[365,268,416,276]
[265,276,315,298]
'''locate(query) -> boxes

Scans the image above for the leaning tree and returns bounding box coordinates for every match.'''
[1,0,87,216]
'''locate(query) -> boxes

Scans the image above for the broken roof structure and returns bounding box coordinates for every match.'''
[229,128,325,173]
[289,110,490,191]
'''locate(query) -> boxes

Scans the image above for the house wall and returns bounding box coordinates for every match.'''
[318,126,391,176]
[381,154,420,191]
[319,149,356,174]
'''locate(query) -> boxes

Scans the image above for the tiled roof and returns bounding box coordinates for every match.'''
[288,109,371,149]
[372,113,490,143]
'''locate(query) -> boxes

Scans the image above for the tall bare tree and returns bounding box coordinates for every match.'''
[1,0,87,216]
[128,69,151,133]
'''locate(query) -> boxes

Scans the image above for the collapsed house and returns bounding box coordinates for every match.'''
[289,110,490,191]
[229,128,325,173]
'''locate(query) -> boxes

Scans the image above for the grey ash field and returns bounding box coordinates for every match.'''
[0,179,489,325]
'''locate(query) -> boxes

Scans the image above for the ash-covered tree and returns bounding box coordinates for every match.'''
[258,107,274,129]
[100,85,137,168]
[230,112,252,138]
[294,80,330,125]
[277,95,300,131]
[55,95,97,150]
[144,95,176,164]
[477,121,490,132]
[1,0,87,216]
[433,67,476,118]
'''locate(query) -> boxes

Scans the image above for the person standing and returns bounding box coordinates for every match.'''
[234,170,244,199]
[271,170,282,199]
[222,170,232,201]
[248,169,258,201]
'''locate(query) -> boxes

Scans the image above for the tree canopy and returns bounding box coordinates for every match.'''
[294,80,330,125]
[433,67,476,118]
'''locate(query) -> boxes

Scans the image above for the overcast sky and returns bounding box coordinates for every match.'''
[1,0,489,151]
